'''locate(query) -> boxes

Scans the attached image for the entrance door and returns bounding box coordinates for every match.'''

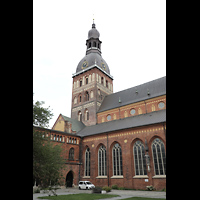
[66,171,73,187]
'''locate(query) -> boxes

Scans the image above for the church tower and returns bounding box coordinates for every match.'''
[71,21,113,126]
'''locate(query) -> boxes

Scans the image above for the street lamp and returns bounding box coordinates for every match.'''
[144,139,151,172]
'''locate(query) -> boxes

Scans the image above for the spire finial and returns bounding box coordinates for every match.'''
[92,14,95,28]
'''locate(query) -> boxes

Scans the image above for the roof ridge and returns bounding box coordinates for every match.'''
[110,76,166,96]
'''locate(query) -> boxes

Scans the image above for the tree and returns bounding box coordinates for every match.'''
[33,98,65,188]
[33,130,65,187]
[33,99,53,128]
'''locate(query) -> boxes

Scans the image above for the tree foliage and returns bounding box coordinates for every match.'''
[33,98,65,187]
[33,130,65,187]
[33,100,53,128]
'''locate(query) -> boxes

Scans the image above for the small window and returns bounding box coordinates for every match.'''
[80,80,82,87]
[85,109,89,121]
[86,77,88,84]
[107,115,111,121]
[106,80,108,88]
[158,102,165,109]
[101,77,104,84]
[78,111,82,122]
[93,41,96,47]
[130,109,136,115]
[85,91,89,101]
[69,148,74,160]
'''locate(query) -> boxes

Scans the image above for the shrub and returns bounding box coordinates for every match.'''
[118,187,125,190]
[33,187,40,193]
[111,185,118,189]
[102,186,111,192]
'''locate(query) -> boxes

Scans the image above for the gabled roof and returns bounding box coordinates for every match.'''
[60,114,85,132]
[52,113,85,133]
[98,76,166,113]
[77,109,166,137]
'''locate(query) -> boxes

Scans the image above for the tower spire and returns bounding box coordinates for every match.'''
[92,14,95,28]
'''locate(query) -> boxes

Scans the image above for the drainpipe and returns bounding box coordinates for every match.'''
[163,122,166,140]
[78,137,83,182]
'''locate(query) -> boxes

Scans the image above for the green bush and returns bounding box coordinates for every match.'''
[33,187,40,193]
[102,186,111,192]
[111,185,118,189]
[118,187,125,190]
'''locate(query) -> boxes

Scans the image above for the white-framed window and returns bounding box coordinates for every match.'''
[98,145,107,176]
[133,141,147,176]
[85,147,90,176]
[152,138,166,175]
[112,143,123,176]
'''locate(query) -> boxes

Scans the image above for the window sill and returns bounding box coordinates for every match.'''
[133,175,149,179]
[96,176,107,179]
[152,175,166,179]
[111,176,124,179]
[82,176,90,179]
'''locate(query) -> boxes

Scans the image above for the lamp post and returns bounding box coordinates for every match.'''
[144,139,151,172]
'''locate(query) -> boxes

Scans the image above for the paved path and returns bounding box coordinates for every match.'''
[33,188,166,200]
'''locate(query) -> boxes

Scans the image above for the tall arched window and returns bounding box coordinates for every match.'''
[133,141,147,176]
[85,147,90,176]
[98,145,107,176]
[85,91,89,101]
[93,41,96,47]
[69,148,74,160]
[85,109,89,121]
[152,138,166,175]
[78,111,82,122]
[86,76,88,84]
[112,143,123,176]
[101,77,104,84]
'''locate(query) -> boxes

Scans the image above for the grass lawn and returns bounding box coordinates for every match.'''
[37,193,119,200]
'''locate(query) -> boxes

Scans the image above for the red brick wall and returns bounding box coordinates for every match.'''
[80,123,166,190]
[97,95,166,124]
[34,127,81,187]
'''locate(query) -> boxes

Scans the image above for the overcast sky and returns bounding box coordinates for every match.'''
[33,0,166,128]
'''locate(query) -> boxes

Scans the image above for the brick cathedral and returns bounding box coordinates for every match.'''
[34,22,166,190]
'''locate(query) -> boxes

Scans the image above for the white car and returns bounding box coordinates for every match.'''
[79,181,95,190]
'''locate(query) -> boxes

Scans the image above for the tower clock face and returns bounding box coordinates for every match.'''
[101,63,106,70]
[82,61,88,69]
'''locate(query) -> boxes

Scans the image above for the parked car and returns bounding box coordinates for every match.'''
[79,181,95,190]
